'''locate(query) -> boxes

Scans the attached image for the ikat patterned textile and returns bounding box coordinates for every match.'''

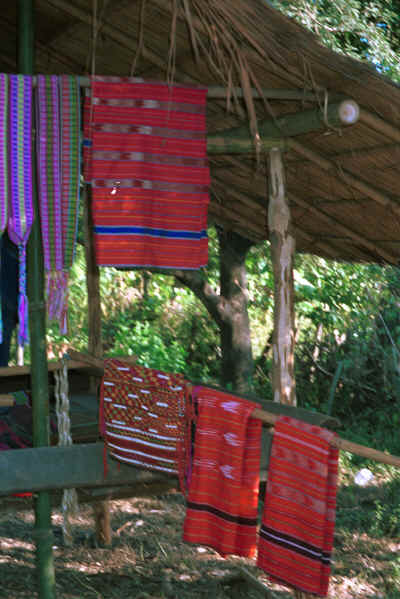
[83,76,210,269]
[257,416,339,597]
[99,359,193,494]
[183,386,262,558]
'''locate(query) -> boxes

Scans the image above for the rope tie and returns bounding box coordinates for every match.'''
[55,356,78,546]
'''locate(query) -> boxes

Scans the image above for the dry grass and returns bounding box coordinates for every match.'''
[0,485,398,598]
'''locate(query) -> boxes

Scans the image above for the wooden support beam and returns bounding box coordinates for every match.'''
[208,208,264,243]
[290,192,397,264]
[0,442,170,496]
[208,204,264,242]
[268,148,296,405]
[359,108,400,144]
[213,174,342,259]
[207,87,319,101]
[1,409,398,497]
[216,100,359,142]
[288,138,400,219]
[0,394,14,407]
[207,136,286,154]
[45,0,187,76]
[0,359,103,379]
[252,408,400,468]
[66,349,104,373]
[293,225,341,260]
[83,183,111,546]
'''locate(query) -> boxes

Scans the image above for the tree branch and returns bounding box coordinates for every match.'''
[173,269,229,327]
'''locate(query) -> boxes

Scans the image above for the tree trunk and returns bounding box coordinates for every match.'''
[174,227,254,395]
[218,229,254,394]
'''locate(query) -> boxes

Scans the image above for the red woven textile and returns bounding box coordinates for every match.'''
[257,416,339,597]
[99,359,192,493]
[83,77,210,269]
[183,386,262,558]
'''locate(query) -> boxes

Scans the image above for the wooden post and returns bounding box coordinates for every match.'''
[83,184,112,548]
[268,148,296,406]
[83,185,103,391]
[269,148,312,599]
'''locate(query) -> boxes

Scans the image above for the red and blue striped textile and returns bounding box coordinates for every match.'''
[83,77,210,269]
[257,416,339,596]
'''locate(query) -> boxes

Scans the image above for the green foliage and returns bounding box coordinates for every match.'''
[271,0,400,81]
[336,458,400,539]
[46,244,89,355]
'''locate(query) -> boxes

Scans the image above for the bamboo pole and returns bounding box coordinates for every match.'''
[219,100,359,141]
[82,185,112,548]
[207,136,286,153]
[27,73,320,102]
[19,1,56,598]
[252,408,400,468]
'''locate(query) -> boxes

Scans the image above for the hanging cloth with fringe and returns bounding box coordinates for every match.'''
[36,74,63,326]
[257,416,339,597]
[36,75,81,333]
[0,73,8,343]
[59,74,81,332]
[8,74,34,346]
[83,76,210,270]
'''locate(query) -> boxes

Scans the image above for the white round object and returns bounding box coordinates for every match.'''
[354,467,374,486]
[339,100,360,125]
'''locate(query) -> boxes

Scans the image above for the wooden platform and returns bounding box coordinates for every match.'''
[0,442,174,497]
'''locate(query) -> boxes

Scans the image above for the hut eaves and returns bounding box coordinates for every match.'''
[0,0,399,264]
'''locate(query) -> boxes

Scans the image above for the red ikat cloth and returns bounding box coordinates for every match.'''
[183,386,262,558]
[257,415,339,596]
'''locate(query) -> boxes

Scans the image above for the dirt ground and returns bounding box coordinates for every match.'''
[0,487,399,599]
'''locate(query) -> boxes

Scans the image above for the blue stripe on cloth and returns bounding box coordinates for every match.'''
[94,226,207,240]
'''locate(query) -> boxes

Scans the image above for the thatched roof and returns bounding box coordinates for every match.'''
[2,0,400,264]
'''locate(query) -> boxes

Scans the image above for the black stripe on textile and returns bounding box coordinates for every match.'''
[259,525,331,564]
[186,501,257,526]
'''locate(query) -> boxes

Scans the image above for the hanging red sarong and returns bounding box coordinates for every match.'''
[183,386,262,558]
[257,416,339,597]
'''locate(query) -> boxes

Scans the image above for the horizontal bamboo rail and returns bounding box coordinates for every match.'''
[27,72,319,101]
[2,350,398,468]
[252,408,400,468]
